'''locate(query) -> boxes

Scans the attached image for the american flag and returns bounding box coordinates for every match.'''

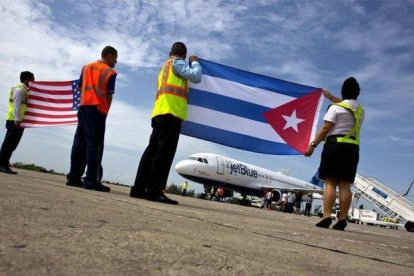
[21,80,80,128]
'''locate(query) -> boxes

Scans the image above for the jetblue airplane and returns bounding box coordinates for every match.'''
[175,153,324,202]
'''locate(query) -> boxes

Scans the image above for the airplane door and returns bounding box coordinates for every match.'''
[216,156,224,175]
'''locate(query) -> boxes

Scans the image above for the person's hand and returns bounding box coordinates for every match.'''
[304,144,315,157]
[189,55,199,62]
[14,121,22,128]
[322,89,334,101]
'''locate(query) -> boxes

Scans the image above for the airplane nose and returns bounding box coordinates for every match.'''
[175,160,187,175]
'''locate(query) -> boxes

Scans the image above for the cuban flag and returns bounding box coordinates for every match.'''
[181,59,324,155]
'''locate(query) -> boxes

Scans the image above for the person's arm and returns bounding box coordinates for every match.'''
[304,120,334,157]
[13,88,24,126]
[106,74,117,109]
[322,89,341,103]
[173,57,202,83]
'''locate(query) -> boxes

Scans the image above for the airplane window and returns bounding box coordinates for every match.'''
[197,157,203,163]
[189,157,197,160]
[203,158,208,164]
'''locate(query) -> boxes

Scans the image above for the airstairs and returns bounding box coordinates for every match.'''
[352,173,414,232]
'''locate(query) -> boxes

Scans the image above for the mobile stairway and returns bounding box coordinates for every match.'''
[351,173,414,232]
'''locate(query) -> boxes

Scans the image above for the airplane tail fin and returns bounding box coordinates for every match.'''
[402,180,414,197]
[310,169,324,189]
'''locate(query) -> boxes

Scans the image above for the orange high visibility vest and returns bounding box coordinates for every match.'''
[80,61,116,114]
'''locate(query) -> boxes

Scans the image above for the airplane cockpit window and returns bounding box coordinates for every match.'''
[197,157,203,163]
[203,158,208,164]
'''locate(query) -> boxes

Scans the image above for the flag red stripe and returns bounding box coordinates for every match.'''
[29,95,74,104]
[24,112,77,119]
[26,103,73,112]
[22,119,78,125]
[31,81,73,86]
[29,86,73,95]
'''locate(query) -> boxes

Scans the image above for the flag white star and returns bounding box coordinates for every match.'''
[282,109,305,132]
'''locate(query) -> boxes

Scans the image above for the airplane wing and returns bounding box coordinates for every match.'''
[261,186,324,195]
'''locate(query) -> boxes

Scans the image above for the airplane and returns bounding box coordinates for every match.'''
[175,152,324,203]
[402,180,414,197]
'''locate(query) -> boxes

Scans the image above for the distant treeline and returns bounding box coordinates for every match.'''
[12,162,64,175]
[11,162,194,196]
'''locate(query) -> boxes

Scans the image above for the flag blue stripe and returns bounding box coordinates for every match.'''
[199,59,318,97]
[189,88,270,123]
[181,121,300,155]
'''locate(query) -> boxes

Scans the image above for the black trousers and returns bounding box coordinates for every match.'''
[0,120,24,167]
[68,106,106,186]
[133,114,182,196]
[304,203,312,216]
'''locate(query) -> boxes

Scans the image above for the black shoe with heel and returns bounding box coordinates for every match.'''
[315,217,332,228]
[0,166,17,174]
[332,219,347,231]
[130,188,147,199]
[84,182,111,192]
[66,176,83,187]
[147,192,178,205]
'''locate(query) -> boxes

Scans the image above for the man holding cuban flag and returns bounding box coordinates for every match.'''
[181,59,324,155]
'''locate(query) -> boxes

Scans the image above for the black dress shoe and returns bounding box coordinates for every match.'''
[0,166,17,174]
[130,188,147,199]
[66,178,83,187]
[332,219,347,231]
[147,193,178,205]
[84,182,111,192]
[315,217,332,228]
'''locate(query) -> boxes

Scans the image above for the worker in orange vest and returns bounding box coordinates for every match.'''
[66,46,118,192]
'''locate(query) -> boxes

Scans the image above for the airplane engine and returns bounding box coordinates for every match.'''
[271,189,283,204]
[404,220,414,232]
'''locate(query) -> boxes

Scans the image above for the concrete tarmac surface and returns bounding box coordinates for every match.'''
[1,169,413,275]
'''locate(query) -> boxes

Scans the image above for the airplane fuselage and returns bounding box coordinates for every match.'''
[175,153,322,199]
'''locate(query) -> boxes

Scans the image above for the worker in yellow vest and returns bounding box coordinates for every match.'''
[131,42,202,205]
[305,77,364,231]
[0,71,35,174]
[181,181,189,196]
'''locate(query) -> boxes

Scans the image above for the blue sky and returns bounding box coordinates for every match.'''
[1,0,413,202]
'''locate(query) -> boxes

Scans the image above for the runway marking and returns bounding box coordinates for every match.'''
[338,238,409,249]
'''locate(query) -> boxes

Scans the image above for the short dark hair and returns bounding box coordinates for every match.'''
[170,42,187,57]
[341,77,360,99]
[20,71,34,83]
[101,46,117,58]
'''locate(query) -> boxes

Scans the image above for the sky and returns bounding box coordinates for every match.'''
[1,0,413,204]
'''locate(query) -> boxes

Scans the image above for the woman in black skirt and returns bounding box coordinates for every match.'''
[304,77,364,231]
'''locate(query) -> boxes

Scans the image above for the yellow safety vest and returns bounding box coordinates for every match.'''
[333,102,364,145]
[7,83,28,121]
[181,182,188,189]
[152,57,189,120]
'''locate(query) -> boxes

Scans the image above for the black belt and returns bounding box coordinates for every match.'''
[325,135,356,143]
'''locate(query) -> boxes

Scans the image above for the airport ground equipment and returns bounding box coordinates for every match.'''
[351,173,414,232]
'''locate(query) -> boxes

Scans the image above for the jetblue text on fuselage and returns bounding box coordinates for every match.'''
[229,162,258,178]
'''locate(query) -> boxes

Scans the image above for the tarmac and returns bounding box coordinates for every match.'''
[1,169,413,275]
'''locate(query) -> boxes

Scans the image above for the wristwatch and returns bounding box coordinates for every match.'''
[311,142,317,148]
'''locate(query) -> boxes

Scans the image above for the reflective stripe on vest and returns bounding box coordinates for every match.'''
[6,83,28,121]
[152,57,189,120]
[333,102,364,145]
[80,61,116,114]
